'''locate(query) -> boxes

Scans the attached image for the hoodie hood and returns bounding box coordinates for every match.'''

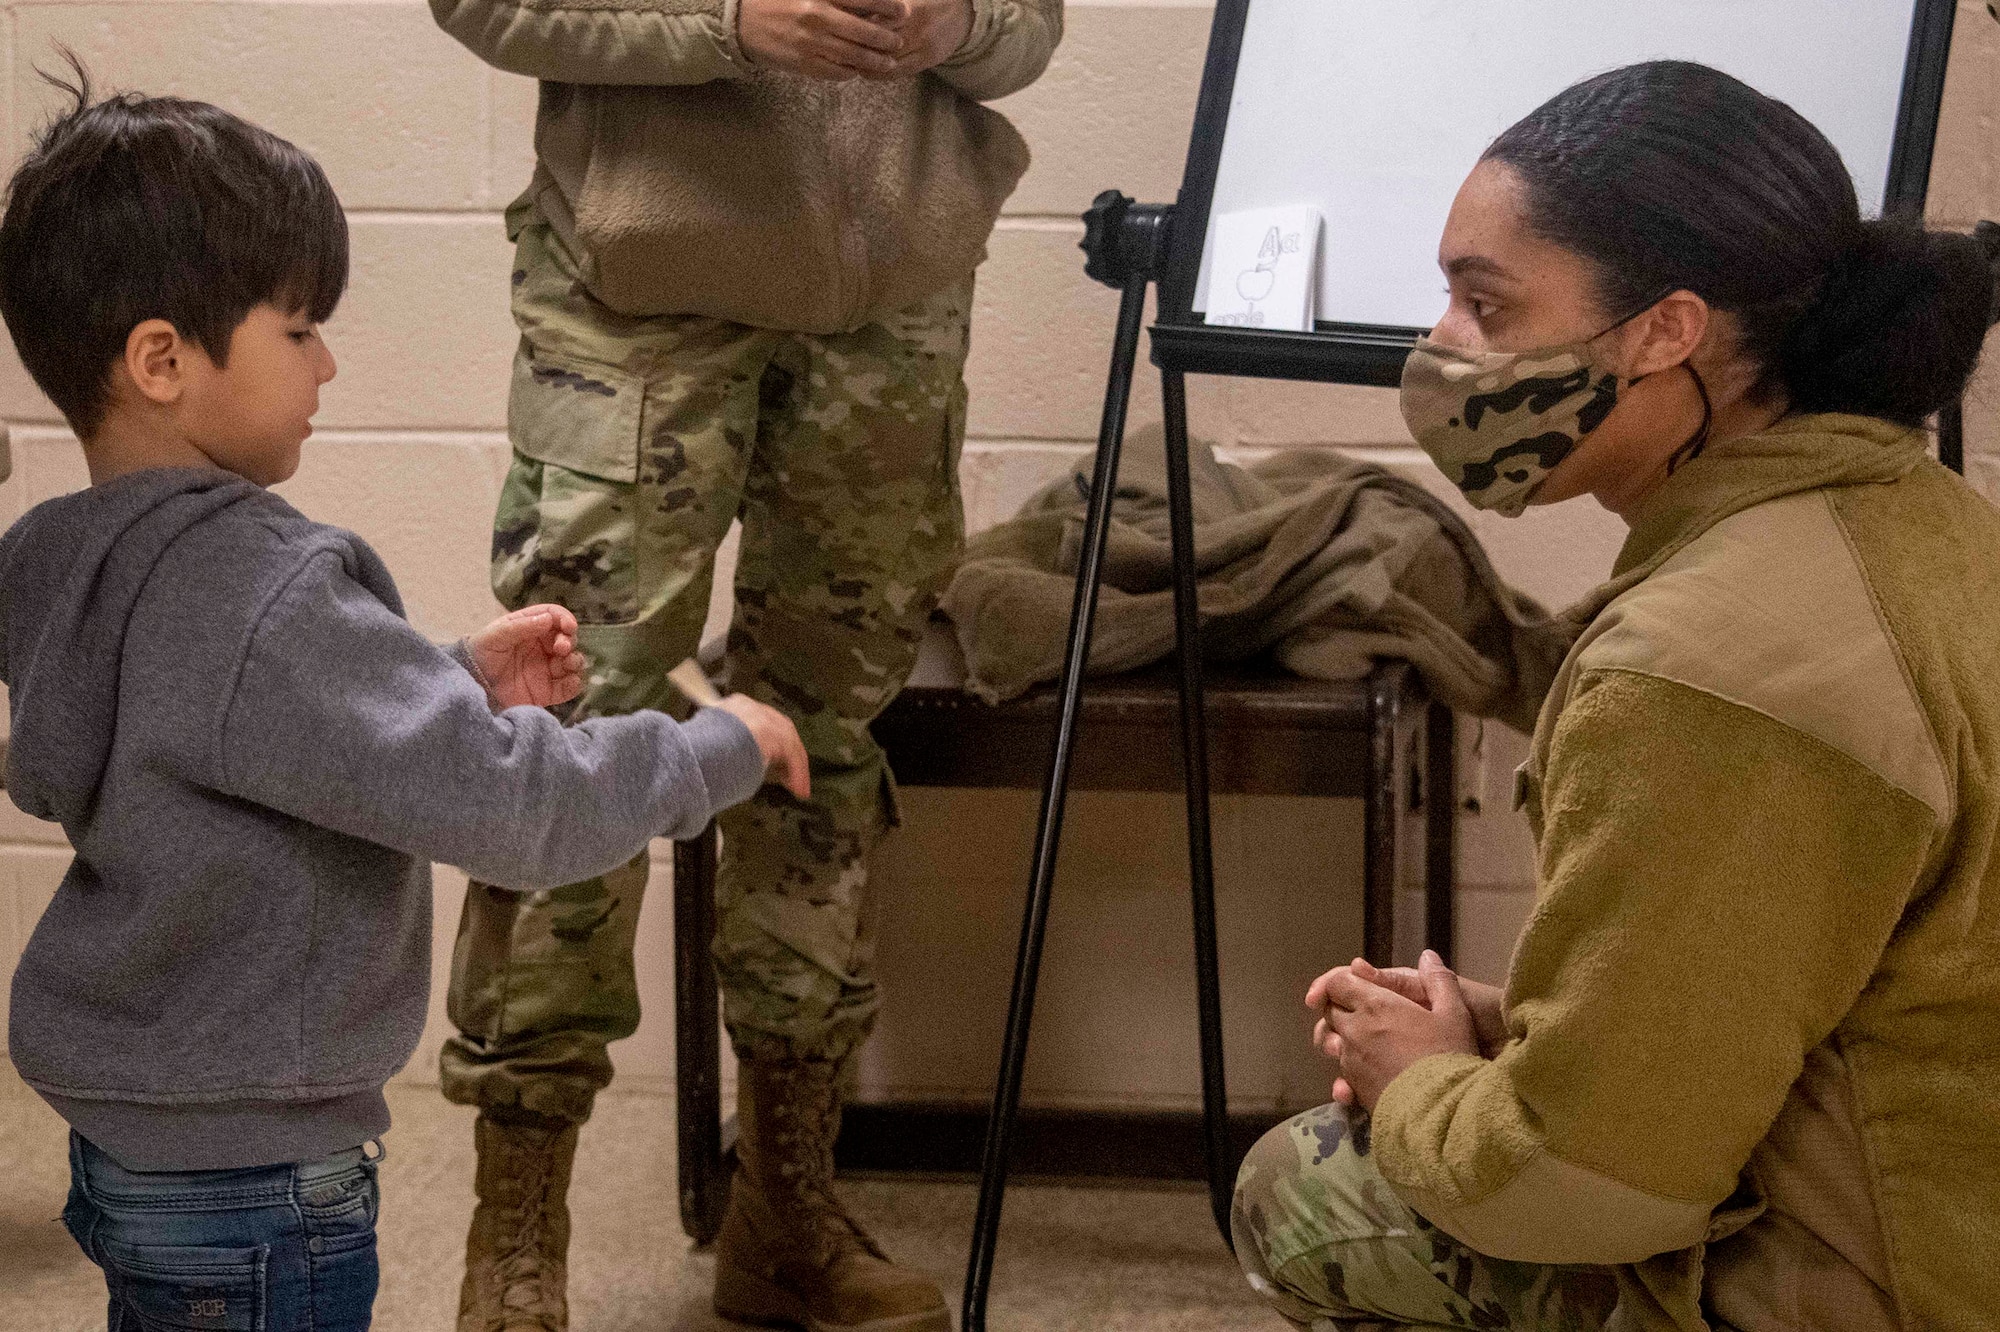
[0,468,264,827]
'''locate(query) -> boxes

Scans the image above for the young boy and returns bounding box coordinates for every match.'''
[0,75,809,1332]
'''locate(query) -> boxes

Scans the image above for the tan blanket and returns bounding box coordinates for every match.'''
[940,430,1575,732]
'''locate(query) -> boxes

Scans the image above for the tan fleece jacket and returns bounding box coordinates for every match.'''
[1370,415,2000,1331]
[430,0,1058,332]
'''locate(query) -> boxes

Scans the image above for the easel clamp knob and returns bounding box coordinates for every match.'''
[1081,189,1176,290]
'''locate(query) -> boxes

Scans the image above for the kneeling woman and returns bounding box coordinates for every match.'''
[1233,60,2000,1332]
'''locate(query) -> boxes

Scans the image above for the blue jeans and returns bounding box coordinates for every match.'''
[62,1131,382,1332]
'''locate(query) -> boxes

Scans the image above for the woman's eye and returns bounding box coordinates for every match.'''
[1446,286,1500,322]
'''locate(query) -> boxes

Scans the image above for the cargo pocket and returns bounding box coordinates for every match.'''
[493,343,647,625]
[98,1239,266,1331]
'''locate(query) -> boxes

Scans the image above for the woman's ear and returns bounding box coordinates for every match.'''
[1624,290,1711,379]
[121,319,189,406]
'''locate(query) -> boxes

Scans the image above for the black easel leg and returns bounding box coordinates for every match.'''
[1159,368,1234,1247]
[961,271,1153,1332]
[674,825,729,1245]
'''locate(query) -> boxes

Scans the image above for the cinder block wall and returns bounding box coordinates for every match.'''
[0,1,1994,1112]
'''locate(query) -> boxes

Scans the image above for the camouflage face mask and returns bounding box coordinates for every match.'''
[1399,335,1627,517]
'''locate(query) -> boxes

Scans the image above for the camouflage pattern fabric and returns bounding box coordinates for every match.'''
[1232,1103,1623,1331]
[444,857,651,1123]
[1398,337,1624,518]
[440,221,970,1121]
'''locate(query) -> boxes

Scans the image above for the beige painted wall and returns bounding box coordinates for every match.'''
[0,0,1995,1114]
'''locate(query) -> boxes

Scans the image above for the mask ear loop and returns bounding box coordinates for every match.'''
[1666,364,1713,475]
[1589,286,1711,476]
[1589,285,1680,343]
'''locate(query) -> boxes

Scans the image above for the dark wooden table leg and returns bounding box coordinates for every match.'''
[1424,702,1457,964]
[1363,664,1406,965]
[675,823,729,1245]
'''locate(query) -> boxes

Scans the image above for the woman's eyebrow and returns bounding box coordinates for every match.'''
[1445,254,1514,282]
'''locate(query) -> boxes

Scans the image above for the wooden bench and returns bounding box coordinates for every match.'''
[673,658,1454,1242]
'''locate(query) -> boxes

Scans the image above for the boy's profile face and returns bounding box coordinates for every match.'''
[173,304,336,486]
[104,302,338,487]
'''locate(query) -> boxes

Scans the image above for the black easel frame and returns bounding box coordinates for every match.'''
[959,4,1978,1331]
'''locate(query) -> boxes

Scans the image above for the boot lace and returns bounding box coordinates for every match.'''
[486,1126,566,1330]
[774,1082,889,1265]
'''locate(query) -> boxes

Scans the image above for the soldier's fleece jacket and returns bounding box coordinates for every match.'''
[0,469,766,1173]
[1372,414,2000,1330]
[429,0,1059,333]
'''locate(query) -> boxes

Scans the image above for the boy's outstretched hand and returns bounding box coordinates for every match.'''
[466,605,587,710]
[713,694,813,800]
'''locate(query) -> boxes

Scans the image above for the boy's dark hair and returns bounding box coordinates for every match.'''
[0,56,347,438]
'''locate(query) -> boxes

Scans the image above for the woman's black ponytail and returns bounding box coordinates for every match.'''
[1783,220,1999,426]
[1486,61,2000,429]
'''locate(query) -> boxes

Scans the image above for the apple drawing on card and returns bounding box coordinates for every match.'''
[1204,206,1321,332]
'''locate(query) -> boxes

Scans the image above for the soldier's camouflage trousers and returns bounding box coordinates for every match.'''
[439,220,970,1124]
[1232,1103,1624,1331]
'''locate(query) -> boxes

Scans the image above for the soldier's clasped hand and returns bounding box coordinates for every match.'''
[738,0,910,81]
[870,0,974,78]
[1309,950,1483,1112]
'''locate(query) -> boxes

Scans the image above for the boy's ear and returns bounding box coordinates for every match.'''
[122,318,191,406]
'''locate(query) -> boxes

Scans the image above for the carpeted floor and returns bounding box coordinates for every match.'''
[0,1074,1269,1332]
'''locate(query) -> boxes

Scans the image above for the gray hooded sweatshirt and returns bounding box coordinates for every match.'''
[0,468,764,1170]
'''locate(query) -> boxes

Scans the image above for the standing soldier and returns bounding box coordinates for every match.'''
[427,0,1060,1327]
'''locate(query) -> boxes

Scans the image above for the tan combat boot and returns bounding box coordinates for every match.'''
[714,1057,951,1332]
[457,1109,579,1332]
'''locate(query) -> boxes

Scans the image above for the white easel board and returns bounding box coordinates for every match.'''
[1191,1,1925,332]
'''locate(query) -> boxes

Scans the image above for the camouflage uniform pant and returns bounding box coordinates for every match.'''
[1232,1104,1623,1330]
[439,220,970,1124]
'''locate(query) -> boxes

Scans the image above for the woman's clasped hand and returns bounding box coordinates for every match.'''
[1308,952,1509,1110]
